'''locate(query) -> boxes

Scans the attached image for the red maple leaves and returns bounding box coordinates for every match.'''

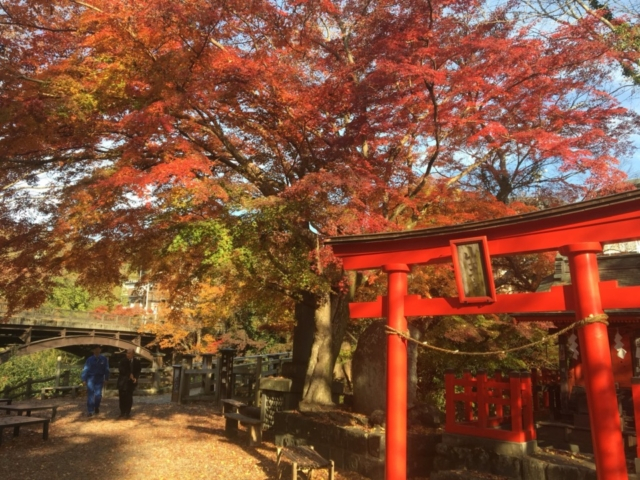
[0,0,637,316]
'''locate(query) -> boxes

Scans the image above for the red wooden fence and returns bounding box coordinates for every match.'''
[445,369,536,443]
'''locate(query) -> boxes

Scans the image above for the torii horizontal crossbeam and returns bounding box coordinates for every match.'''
[349,280,640,318]
[327,190,640,271]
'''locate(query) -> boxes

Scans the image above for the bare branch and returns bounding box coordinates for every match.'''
[68,0,104,13]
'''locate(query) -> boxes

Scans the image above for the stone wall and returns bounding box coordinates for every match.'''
[272,413,604,479]
[273,411,441,480]
[432,434,598,480]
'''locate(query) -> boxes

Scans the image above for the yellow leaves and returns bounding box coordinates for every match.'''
[45,74,98,121]
[140,320,192,349]
[184,282,237,326]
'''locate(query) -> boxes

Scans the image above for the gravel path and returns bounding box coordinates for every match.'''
[0,396,368,480]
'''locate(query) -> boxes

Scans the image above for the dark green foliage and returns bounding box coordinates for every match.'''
[0,349,83,393]
[217,304,292,355]
[416,315,557,409]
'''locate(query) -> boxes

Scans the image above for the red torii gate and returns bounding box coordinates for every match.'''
[326,189,640,480]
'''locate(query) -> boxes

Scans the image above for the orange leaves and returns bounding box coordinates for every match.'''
[0,0,638,324]
[201,334,222,353]
[181,282,237,328]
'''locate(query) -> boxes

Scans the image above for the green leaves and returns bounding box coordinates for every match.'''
[0,0,637,358]
[0,349,82,393]
[167,220,233,268]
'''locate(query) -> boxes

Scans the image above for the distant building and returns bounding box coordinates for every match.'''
[120,280,165,313]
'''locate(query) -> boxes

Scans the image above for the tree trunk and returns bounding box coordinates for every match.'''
[297,291,353,408]
[290,273,359,409]
[290,292,317,395]
[300,292,334,406]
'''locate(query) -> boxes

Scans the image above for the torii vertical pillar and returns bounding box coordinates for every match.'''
[564,243,626,480]
[384,264,410,480]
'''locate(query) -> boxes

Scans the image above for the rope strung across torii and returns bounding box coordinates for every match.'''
[385,313,609,357]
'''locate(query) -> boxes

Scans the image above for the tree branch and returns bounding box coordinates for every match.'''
[69,0,104,13]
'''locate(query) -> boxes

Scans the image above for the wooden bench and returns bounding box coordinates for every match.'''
[40,385,83,399]
[276,445,334,480]
[0,416,50,446]
[224,412,263,446]
[221,398,246,414]
[0,403,65,421]
[221,399,263,446]
[0,399,11,405]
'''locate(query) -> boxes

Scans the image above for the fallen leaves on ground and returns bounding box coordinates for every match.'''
[0,395,370,480]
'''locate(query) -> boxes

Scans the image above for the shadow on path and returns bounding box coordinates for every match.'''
[0,397,280,480]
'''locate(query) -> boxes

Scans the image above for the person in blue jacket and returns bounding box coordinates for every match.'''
[81,345,110,417]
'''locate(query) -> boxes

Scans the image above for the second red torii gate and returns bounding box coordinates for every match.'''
[326,189,640,480]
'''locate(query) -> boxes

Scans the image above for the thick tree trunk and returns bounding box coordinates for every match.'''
[297,290,352,408]
[300,292,334,406]
[291,273,359,409]
[290,292,317,395]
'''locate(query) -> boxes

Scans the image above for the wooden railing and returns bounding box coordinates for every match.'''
[2,352,292,403]
[232,353,292,404]
[444,369,536,443]
[103,365,174,394]
[174,352,292,405]
[1,371,71,401]
[1,306,160,330]
[178,366,217,403]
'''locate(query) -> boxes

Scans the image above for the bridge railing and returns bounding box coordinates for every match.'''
[1,306,161,329]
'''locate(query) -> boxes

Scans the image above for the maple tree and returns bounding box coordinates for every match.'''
[520,0,640,84]
[0,0,638,406]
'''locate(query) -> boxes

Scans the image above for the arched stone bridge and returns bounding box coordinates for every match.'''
[0,308,160,365]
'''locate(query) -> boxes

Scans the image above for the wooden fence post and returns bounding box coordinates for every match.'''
[183,354,195,369]
[152,366,160,392]
[493,370,504,419]
[509,371,523,439]
[55,357,62,387]
[477,371,488,429]
[219,348,236,401]
[171,365,182,403]
[179,365,188,404]
[445,369,456,432]
[25,377,33,399]
[463,370,473,422]
[254,356,263,406]
[201,354,215,394]
[215,357,222,405]
[521,371,535,441]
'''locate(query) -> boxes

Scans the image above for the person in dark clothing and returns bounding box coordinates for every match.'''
[118,348,142,418]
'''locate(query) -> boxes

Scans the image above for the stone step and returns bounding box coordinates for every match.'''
[431,471,510,480]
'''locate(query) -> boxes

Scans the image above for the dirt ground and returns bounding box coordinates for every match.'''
[0,395,370,480]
